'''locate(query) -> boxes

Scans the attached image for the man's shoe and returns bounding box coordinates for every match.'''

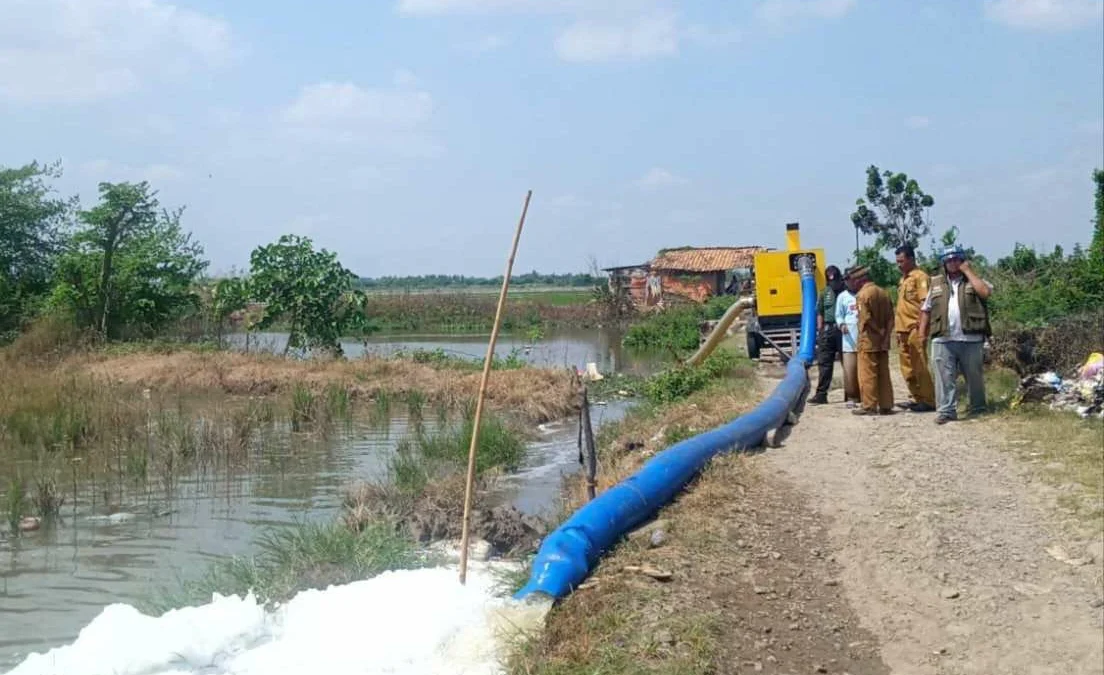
[896,401,913,410]
[935,415,955,425]
[808,394,828,405]
[909,403,936,413]
[851,407,876,416]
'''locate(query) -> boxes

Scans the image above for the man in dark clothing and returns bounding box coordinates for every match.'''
[808,265,845,405]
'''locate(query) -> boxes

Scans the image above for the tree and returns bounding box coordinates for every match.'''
[0,161,74,338]
[207,276,250,346]
[249,234,364,355]
[853,245,901,289]
[851,165,936,250]
[1085,168,1104,301]
[53,182,207,339]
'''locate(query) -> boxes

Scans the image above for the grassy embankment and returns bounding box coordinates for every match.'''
[509,346,761,674]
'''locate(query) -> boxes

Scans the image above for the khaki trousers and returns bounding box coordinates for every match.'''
[858,350,893,412]
[898,330,935,407]
[841,352,859,402]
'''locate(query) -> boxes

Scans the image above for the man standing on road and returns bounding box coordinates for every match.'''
[919,244,994,425]
[894,245,936,412]
[808,265,845,405]
[836,270,860,407]
[850,266,896,416]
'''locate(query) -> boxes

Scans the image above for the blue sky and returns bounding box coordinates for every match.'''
[1,0,1101,276]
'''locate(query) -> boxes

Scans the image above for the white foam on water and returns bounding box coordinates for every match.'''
[7,564,551,675]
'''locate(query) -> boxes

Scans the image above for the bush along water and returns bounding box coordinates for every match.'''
[644,349,746,404]
[623,296,738,353]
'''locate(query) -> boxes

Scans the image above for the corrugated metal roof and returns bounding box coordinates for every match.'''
[649,247,764,272]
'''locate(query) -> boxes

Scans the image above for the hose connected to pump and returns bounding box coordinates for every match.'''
[513,246,819,601]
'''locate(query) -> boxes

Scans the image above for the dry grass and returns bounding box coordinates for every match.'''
[994,409,1104,523]
[509,375,761,674]
[67,350,577,423]
[982,366,1104,525]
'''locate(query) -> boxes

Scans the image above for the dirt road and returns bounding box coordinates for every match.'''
[764,373,1104,674]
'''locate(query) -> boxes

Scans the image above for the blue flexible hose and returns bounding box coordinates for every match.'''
[514,261,818,600]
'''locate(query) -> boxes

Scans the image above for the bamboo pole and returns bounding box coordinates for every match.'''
[458,189,532,585]
[581,386,596,501]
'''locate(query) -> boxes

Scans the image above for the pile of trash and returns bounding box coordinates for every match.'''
[1014,353,1104,419]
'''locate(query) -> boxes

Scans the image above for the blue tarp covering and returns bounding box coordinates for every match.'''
[515,261,817,600]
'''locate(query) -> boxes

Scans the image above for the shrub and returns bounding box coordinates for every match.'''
[644,350,742,404]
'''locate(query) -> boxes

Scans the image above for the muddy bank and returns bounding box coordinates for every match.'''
[69,350,578,423]
[344,474,547,558]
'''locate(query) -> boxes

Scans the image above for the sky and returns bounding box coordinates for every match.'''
[1,0,1102,277]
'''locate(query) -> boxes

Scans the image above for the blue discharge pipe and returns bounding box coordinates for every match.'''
[515,259,818,600]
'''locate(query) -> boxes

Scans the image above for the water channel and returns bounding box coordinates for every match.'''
[0,330,649,669]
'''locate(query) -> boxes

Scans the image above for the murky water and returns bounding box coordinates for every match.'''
[0,400,630,669]
[228,326,661,376]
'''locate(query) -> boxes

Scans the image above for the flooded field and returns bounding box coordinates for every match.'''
[0,398,629,669]
[230,327,661,376]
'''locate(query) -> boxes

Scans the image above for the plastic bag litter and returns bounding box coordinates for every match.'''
[1014,353,1104,419]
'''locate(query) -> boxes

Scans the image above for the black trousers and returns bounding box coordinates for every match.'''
[813,324,842,397]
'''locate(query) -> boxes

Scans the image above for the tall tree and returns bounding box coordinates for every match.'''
[850,165,936,250]
[53,182,207,338]
[1088,168,1104,299]
[0,161,74,337]
[249,234,364,355]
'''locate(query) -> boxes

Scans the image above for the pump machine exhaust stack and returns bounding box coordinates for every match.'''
[745,222,825,361]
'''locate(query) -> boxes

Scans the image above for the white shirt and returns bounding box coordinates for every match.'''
[835,289,858,353]
[921,275,993,343]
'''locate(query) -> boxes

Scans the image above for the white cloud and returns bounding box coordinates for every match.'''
[905,115,931,129]
[399,1,736,62]
[983,0,1103,30]
[756,0,857,24]
[555,11,679,62]
[635,167,689,189]
[0,0,234,103]
[281,82,432,131]
[278,79,439,156]
[397,0,577,14]
[79,159,185,184]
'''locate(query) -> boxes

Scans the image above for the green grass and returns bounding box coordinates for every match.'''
[396,347,527,371]
[415,404,526,474]
[382,405,527,499]
[643,350,747,404]
[150,521,424,611]
[984,366,1104,522]
[509,289,591,306]
[5,476,26,532]
[623,296,739,353]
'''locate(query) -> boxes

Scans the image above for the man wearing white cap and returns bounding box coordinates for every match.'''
[919,244,994,425]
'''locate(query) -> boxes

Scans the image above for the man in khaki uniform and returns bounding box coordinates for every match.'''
[894,245,936,412]
[849,266,895,415]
